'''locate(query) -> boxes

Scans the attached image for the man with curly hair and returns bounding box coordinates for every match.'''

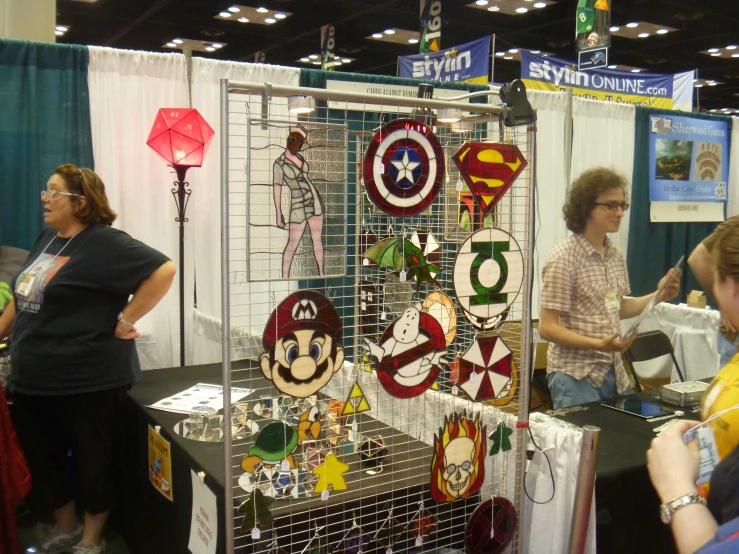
[539,168,681,409]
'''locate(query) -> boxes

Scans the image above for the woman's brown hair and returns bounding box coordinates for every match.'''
[53,164,117,226]
[563,168,628,233]
[713,218,739,283]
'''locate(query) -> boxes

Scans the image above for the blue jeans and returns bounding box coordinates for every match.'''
[548,366,632,410]
[717,331,739,369]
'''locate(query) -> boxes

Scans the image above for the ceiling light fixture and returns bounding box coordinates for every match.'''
[256,7,268,12]
[372,33,383,38]
[708,82,717,86]
[312,61,321,65]
[409,38,419,43]
[708,48,719,52]
[607,64,617,68]
[333,61,342,65]
[695,84,703,87]
[384,29,395,34]
[205,46,215,52]
[56,25,68,32]
[504,55,513,59]
[228,6,240,12]
[657,29,669,34]
[173,38,183,44]
[495,51,505,56]
[516,7,528,13]
[509,48,518,53]
[711,53,722,57]
[309,54,318,59]
[288,95,315,114]
[631,68,641,73]
[727,45,737,50]
[166,41,176,47]
[300,57,310,62]
[610,26,619,32]
[626,22,638,28]
[638,32,649,38]
[265,18,276,23]
[55,30,64,36]
[212,43,223,48]
[733,53,739,58]
[534,2,546,7]
[342,58,351,63]
[475,0,488,4]
[488,5,499,10]
[531,50,540,54]
[275,13,286,19]
[219,11,231,17]
[238,17,248,22]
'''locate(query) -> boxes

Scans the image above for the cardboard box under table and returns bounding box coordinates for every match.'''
[114,361,477,554]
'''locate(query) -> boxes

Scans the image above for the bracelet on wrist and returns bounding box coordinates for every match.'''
[117,312,136,327]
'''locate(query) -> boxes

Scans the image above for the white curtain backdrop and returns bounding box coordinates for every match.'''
[527,90,570,319]
[571,98,636,257]
[88,47,300,368]
[88,47,189,370]
[727,116,739,218]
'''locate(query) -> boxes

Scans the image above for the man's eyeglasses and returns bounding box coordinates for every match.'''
[41,189,82,200]
[594,201,630,212]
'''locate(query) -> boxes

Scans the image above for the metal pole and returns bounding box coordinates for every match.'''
[568,425,601,554]
[173,166,190,367]
[220,78,235,553]
[513,123,537,554]
[565,88,574,192]
[490,34,496,84]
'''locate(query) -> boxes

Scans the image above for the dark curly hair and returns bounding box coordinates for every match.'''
[563,168,628,233]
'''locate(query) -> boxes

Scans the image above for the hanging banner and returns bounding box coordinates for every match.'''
[521,51,694,110]
[321,24,336,70]
[575,0,611,70]
[420,0,442,54]
[399,36,489,85]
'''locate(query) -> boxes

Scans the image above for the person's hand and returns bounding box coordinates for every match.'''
[647,419,701,503]
[276,213,285,228]
[656,268,682,303]
[597,331,638,353]
[721,314,737,334]
[115,321,141,340]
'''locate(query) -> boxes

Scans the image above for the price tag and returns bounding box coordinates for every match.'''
[399,270,407,282]
[456,180,464,192]
[452,385,459,396]
[415,538,423,547]
[281,460,290,472]
[379,163,385,174]
[321,490,330,501]
[351,419,358,432]
[386,549,392,554]
[252,528,261,539]
[470,372,478,383]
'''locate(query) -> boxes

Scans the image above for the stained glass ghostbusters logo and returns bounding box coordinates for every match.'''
[363,118,444,217]
[453,228,523,328]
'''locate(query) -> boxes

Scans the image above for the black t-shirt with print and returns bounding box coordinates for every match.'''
[10,225,169,395]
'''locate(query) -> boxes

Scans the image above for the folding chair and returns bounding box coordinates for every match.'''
[624,330,686,392]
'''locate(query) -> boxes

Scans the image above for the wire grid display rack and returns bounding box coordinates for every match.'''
[220,80,536,554]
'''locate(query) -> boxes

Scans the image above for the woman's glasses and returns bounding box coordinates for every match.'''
[41,189,82,200]
[594,201,630,212]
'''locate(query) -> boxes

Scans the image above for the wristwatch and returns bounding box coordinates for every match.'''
[117,312,136,327]
[660,492,706,524]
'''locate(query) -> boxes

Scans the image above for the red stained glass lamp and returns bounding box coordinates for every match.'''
[147,108,214,367]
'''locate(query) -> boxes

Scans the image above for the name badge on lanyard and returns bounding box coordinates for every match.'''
[605,291,620,314]
[16,273,36,298]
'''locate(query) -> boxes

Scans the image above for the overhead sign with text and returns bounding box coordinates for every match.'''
[521,51,694,110]
[398,36,489,85]
[649,115,729,203]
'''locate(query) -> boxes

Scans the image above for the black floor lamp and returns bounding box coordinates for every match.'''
[147,108,215,367]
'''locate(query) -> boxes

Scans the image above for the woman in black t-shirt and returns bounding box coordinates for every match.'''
[0,164,175,554]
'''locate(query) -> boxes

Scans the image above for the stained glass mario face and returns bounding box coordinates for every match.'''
[260,291,345,399]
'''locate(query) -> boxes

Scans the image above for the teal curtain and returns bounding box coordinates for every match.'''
[627,107,732,303]
[298,69,489,368]
[0,39,93,250]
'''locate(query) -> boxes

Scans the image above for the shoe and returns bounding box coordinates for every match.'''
[38,525,83,554]
[71,540,106,554]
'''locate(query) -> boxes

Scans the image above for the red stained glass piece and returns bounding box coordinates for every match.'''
[146,108,214,168]
[465,498,517,554]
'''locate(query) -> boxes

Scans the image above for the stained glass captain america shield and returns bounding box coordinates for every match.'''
[363,118,445,217]
[453,228,524,326]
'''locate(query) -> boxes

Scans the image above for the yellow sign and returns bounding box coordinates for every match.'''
[522,78,674,109]
[148,425,173,501]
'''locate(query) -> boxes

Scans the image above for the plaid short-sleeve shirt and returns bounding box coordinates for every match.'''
[541,234,631,393]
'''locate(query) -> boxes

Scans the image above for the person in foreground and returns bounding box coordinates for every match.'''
[648,421,739,554]
[0,165,176,554]
[688,215,739,368]
[540,168,680,409]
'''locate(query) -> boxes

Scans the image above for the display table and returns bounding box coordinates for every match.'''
[112,362,477,554]
[552,389,701,554]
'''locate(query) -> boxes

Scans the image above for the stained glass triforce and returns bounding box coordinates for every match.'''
[341,382,371,416]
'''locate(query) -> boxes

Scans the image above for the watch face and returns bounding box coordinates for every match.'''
[659,504,670,525]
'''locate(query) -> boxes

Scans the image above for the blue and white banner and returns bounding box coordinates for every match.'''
[649,115,729,203]
[521,51,694,110]
[398,36,489,85]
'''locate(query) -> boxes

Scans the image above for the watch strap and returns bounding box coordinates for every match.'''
[118,312,136,327]
[661,492,706,524]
